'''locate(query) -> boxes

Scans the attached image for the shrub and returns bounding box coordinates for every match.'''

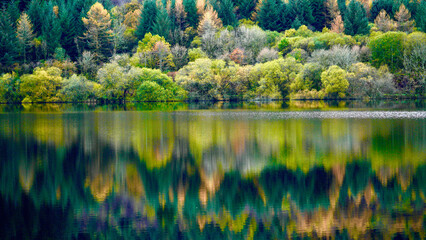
[256,48,279,63]
[369,31,407,72]
[309,46,360,69]
[0,73,21,103]
[135,81,169,101]
[60,74,99,102]
[291,63,324,93]
[346,62,397,98]
[188,48,208,62]
[320,65,349,98]
[287,48,309,63]
[20,67,63,103]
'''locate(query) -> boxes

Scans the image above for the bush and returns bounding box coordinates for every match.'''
[291,63,324,93]
[369,31,407,72]
[287,48,309,63]
[60,74,99,102]
[20,67,63,103]
[256,48,279,63]
[320,65,349,98]
[135,81,169,101]
[309,46,360,69]
[188,48,208,62]
[0,73,21,103]
[346,62,397,98]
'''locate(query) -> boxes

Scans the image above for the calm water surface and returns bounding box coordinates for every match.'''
[0,100,425,239]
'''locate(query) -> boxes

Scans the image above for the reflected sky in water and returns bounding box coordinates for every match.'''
[0,100,425,239]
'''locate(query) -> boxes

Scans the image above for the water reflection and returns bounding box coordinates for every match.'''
[0,101,425,239]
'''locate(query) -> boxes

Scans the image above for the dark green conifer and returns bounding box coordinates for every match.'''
[0,8,18,65]
[153,7,172,41]
[183,0,199,28]
[344,0,370,36]
[257,0,282,31]
[136,0,158,39]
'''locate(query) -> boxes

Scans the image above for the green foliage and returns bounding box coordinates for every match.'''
[257,0,284,31]
[213,0,237,27]
[136,0,158,39]
[290,0,315,28]
[291,63,323,93]
[60,74,99,102]
[320,65,349,98]
[346,62,396,98]
[188,48,208,62]
[153,7,172,41]
[369,31,407,72]
[0,73,21,103]
[344,0,370,36]
[0,9,18,66]
[183,0,199,28]
[135,81,170,101]
[370,0,395,21]
[19,67,63,103]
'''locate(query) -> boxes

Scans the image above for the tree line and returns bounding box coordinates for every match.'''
[0,0,425,102]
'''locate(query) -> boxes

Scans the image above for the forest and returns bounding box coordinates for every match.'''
[0,0,425,102]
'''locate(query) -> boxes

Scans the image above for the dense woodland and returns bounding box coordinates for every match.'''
[0,0,425,102]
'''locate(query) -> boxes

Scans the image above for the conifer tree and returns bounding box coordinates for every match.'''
[41,3,62,57]
[290,0,315,28]
[257,0,283,31]
[59,2,79,59]
[6,1,20,27]
[374,9,396,32]
[136,0,158,39]
[0,9,18,65]
[394,4,414,33]
[370,0,395,21]
[16,12,35,63]
[344,0,370,36]
[337,0,346,19]
[213,0,237,27]
[153,7,173,41]
[82,2,113,62]
[183,0,199,28]
[310,0,327,31]
[331,12,344,33]
[416,0,426,32]
[235,0,257,20]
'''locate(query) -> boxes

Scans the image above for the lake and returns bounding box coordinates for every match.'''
[0,100,425,239]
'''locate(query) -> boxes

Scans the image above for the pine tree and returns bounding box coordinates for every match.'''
[257,0,283,31]
[0,9,18,65]
[59,2,78,59]
[394,4,414,33]
[153,7,173,41]
[16,12,35,63]
[289,0,315,27]
[213,0,237,27]
[416,0,426,32]
[82,2,113,62]
[291,16,302,29]
[183,0,199,28]
[41,3,62,57]
[234,0,257,20]
[374,10,396,32]
[370,0,395,21]
[311,0,327,31]
[344,0,370,36]
[136,0,158,39]
[331,12,344,33]
[337,0,346,19]
[6,1,20,27]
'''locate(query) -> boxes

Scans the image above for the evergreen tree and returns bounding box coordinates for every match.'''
[291,16,302,29]
[257,0,283,31]
[153,7,172,41]
[0,9,18,65]
[234,0,257,20]
[212,0,237,27]
[16,12,35,63]
[289,0,315,27]
[311,0,327,31]
[183,0,199,28]
[59,2,79,59]
[26,0,43,34]
[82,2,113,62]
[344,0,370,36]
[41,3,62,57]
[337,0,346,19]
[416,0,426,32]
[370,0,395,21]
[394,4,414,33]
[136,0,158,39]
[6,1,20,27]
